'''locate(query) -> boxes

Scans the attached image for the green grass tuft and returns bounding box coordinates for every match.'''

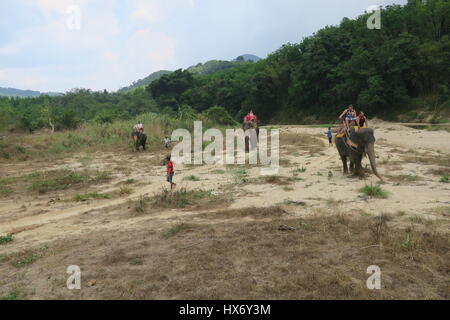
[183,175,200,182]
[74,192,111,202]
[0,235,13,245]
[359,184,389,199]
[439,175,449,183]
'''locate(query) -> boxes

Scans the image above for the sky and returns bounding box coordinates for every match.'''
[0,0,407,93]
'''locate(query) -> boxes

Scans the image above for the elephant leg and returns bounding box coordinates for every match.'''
[349,161,355,174]
[341,156,349,174]
[353,155,365,178]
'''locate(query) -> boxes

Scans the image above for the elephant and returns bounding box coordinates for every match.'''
[132,132,147,151]
[242,121,260,152]
[335,127,383,181]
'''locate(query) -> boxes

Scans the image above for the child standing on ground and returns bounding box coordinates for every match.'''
[327,127,333,146]
[166,156,176,190]
[163,136,171,149]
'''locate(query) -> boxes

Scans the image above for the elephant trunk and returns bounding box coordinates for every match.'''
[365,143,383,181]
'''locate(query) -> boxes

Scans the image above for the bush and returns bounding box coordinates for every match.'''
[203,106,238,126]
[359,184,389,199]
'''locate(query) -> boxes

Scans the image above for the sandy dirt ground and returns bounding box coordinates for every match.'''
[0,121,449,299]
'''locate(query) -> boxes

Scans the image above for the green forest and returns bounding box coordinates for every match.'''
[1,0,449,133]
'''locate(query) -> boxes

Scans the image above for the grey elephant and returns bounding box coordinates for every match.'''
[335,128,383,181]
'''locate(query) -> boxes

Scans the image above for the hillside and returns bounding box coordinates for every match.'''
[0,87,62,98]
[186,59,250,75]
[235,54,261,62]
[118,55,260,93]
[117,70,173,93]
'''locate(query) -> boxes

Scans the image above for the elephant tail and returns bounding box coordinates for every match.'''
[365,143,383,181]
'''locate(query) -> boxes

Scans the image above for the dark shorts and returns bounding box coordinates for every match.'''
[132,131,140,138]
[328,137,332,143]
[167,173,174,183]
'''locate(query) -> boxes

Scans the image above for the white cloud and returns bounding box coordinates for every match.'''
[124,28,176,76]
[130,0,164,24]
[185,0,195,8]
[0,44,21,55]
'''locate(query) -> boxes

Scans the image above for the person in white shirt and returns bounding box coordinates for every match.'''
[132,121,144,148]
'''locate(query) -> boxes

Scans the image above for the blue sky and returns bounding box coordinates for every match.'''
[0,0,407,92]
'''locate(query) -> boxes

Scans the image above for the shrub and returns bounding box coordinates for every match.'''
[203,106,238,126]
[359,184,389,199]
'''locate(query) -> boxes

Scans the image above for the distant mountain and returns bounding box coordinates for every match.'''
[0,87,62,98]
[235,54,261,62]
[186,60,246,75]
[118,70,172,93]
[119,54,260,92]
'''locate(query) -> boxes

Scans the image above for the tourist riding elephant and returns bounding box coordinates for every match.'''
[242,121,260,152]
[132,132,147,151]
[335,128,383,181]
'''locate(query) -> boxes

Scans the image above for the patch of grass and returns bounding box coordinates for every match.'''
[134,195,150,214]
[74,192,111,202]
[28,170,111,194]
[396,210,406,217]
[78,156,92,166]
[325,198,343,206]
[0,184,13,196]
[161,223,191,239]
[402,154,450,168]
[255,175,293,186]
[387,174,422,183]
[428,168,450,177]
[409,215,434,226]
[359,184,389,199]
[202,206,287,220]
[92,171,111,182]
[13,254,39,268]
[439,175,449,183]
[29,170,89,194]
[0,235,13,245]
[292,167,307,174]
[149,188,226,210]
[227,166,249,184]
[15,145,26,154]
[119,186,133,196]
[1,291,20,300]
[8,246,49,268]
[183,175,200,182]
[124,178,136,184]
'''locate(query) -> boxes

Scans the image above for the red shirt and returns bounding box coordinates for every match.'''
[167,161,174,174]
